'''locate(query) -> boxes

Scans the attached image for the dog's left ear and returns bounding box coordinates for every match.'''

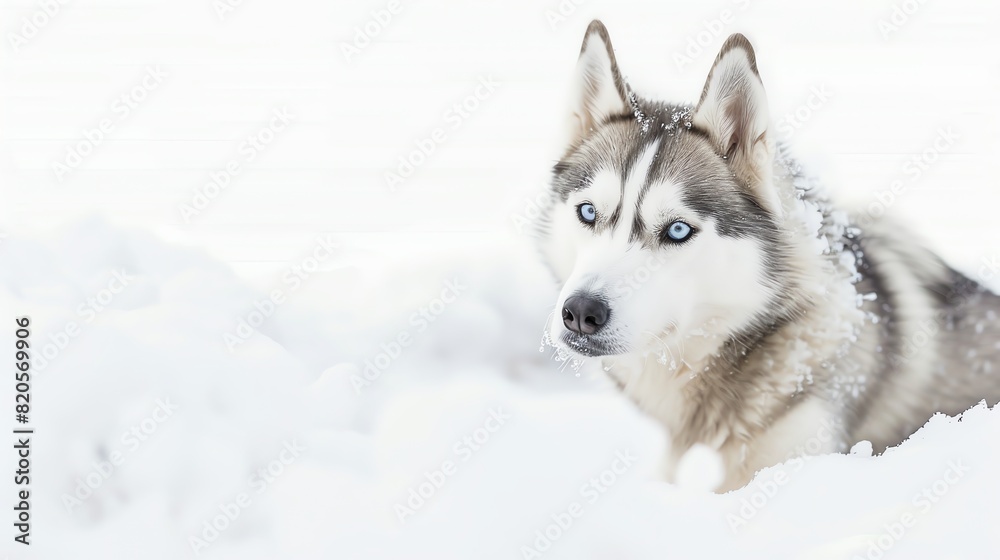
[692,34,781,216]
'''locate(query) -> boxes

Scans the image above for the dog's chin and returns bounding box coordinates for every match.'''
[558,331,621,358]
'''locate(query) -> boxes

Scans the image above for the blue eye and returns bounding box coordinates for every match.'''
[578,203,597,224]
[665,221,693,242]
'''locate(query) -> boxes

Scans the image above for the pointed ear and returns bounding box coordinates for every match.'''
[564,20,630,147]
[691,34,781,216]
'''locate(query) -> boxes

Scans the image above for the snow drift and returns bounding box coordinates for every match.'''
[1,220,997,560]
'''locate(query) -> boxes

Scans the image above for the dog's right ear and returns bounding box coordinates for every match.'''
[691,34,781,216]
[563,20,630,147]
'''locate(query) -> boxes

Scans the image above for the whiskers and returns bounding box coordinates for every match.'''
[641,325,691,376]
[537,306,587,375]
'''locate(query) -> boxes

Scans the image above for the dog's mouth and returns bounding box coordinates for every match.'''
[559,331,620,357]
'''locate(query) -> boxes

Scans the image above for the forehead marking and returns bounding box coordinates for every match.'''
[611,138,660,237]
[630,139,669,241]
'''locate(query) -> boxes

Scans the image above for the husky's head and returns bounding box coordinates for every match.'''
[539,21,799,361]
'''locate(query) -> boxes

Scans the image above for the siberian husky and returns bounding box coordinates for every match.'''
[537,20,1000,491]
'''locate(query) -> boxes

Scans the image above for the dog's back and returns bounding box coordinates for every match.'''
[846,222,1000,451]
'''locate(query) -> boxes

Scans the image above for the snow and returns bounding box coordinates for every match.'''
[2,0,999,557]
[2,221,999,559]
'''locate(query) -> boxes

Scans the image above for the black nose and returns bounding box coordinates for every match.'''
[562,295,609,335]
